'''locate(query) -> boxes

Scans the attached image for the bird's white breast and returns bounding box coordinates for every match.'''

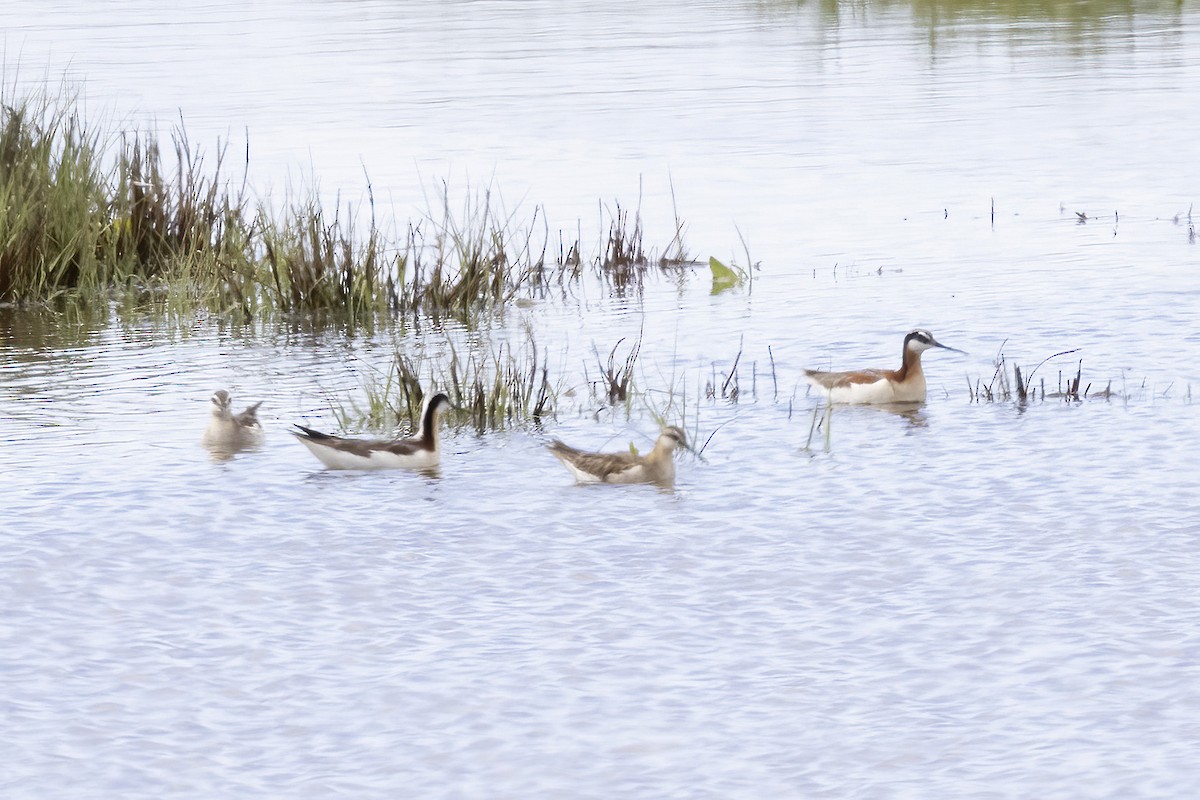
[816,374,926,405]
[203,418,262,447]
[298,438,437,470]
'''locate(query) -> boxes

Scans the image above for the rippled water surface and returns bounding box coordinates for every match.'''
[3,1,1200,797]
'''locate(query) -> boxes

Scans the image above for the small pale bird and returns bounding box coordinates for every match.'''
[202,389,264,449]
[548,426,690,485]
[803,329,964,404]
[291,393,453,470]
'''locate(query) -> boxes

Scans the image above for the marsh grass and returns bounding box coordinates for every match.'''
[1,87,109,300]
[594,200,649,294]
[2,83,696,320]
[0,85,393,318]
[1174,203,1195,244]
[262,191,399,316]
[590,188,708,293]
[328,334,560,433]
[447,338,556,430]
[658,179,693,268]
[592,342,719,462]
[967,343,1115,404]
[802,401,834,454]
[590,335,641,404]
[403,185,572,320]
[705,340,743,402]
[325,327,754,443]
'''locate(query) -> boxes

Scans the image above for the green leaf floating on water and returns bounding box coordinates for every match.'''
[709,256,743,294]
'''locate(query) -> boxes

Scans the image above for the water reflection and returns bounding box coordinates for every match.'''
[761,0,1187,51]
[298,463,444,482]
[203,438,263,463]
[803,401,930,454]
[0,303,106,352]
[873,402,930,429]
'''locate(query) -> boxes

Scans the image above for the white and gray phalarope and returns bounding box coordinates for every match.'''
[803,329,964,404]
[548,426,689,485]
[291,392,453,470]
[202,389,264,449]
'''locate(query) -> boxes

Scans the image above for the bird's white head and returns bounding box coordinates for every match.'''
[905,329,963,354]
[658,426,689,452]
[210,390,233,416]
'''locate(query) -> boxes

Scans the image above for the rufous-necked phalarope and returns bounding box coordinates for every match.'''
[202,389,264,448]
[804,329,964,404]
[548,426,690,485]
[291,392,453,470]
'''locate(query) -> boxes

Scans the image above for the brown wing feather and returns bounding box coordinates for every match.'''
[382,438,426,456]
[293,425,428,458]
[804,368,897,389]
[548,440,640,479]
[235,402,263,427]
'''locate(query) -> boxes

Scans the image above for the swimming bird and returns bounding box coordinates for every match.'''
[548,426,690,485]
[803,329,964,404]
[202,389,264,449]
[291,393,453,470]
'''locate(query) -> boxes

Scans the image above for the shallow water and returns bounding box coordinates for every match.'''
[3,1,1200,797]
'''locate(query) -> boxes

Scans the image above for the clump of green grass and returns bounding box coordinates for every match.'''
[326,327,762,437]
[401,184,549,320]
[327,333,559,433]
[262,190,399,316]
[447,338,556,430]
[3,82,703,322]
[0,87,110,299]
[110,131,240,281]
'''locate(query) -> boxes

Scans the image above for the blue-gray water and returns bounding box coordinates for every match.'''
[2,1,1200,797]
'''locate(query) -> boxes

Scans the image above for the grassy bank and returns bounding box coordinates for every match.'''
[1,85,690,320]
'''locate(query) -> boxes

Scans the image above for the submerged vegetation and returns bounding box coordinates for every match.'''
[0,84,699,320]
